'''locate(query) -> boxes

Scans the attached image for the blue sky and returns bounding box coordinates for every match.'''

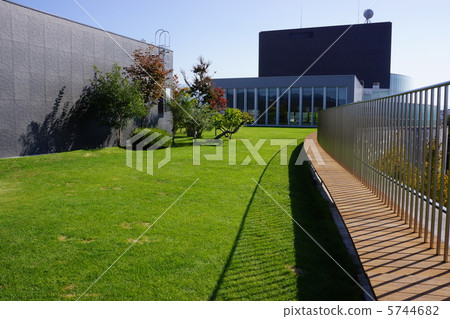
[8,0,450,88]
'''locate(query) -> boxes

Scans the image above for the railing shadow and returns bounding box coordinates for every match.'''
[209,150,287,300]
[209,143,364,300]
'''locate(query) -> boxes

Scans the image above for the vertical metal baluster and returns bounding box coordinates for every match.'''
[389,97,395,210]
[359,104,363,182]
[398,95,404,218]
[358,104,363,181]
[355,106,359,178]
[395,96,401,215]
[358,105,364,183]
[407,93,413,222]
[353,106,356,177]
[431,88,441,250]
[421,90,429,239]
[369,102,372,187]
[383,99,389,205]
[366,103,370,187]
[437,87,447,256]
[400,95,406,220]
[358,104,361,180]
[370,101,375,190]
[411,92,419,229]
[429,89,437,246]
[405,94,412,224]
[444,85,450,262]
[390,97,395,211]
[347,108,358,178]
[364,103,368,186]
[371,101,375,190]
[376,100,382,199]
[398,95,403,218]
[385,98,391,207]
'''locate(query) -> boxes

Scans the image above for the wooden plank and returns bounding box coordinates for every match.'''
[307,132,450,301]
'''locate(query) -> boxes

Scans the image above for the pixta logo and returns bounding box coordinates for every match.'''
[126,131,171,175]
[126,136,324,175]
[193,138,324,166]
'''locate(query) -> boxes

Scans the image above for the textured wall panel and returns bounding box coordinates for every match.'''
[11,6,29,44]
[0,39,13,72]
[0,70,14,100]
[0,1,173,158]
[0,2,12,41]
[13,73,30,101]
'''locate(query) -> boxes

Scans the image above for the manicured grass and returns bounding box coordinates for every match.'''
[0,127,363,300]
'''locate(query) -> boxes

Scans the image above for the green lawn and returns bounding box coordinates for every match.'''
[0,127,363,300]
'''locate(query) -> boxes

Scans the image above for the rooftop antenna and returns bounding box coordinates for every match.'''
[300,2,303,28]
[358,0,360,23]
[363,9,374,23]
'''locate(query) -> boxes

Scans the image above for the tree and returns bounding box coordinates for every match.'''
[182,56,227,111]
[182,56,212,100]
[166,90,196,143]
[184,104,213,138]
[209,87,227,111]
[124,47,172,106]
[89,64,146,147]
[212,108,254,139]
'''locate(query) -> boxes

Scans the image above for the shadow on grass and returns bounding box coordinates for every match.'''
[170,136,194,148]
[209,143,364,300]
[209,150,294,300]
[170,136,227,148]
[288,144,363,300]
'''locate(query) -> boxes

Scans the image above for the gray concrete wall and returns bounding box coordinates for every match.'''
[0,0,173,158]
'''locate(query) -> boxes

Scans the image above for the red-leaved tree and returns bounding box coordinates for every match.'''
[124,47,172,106]
[209,87,227,111]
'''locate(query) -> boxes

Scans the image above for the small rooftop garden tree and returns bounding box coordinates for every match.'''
[212,108,254,139]
[124,47,172,107]
[89,64,146,147]
[182,56,227,111]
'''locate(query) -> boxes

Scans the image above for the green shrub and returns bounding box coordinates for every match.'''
[129,128,172,150]
[213,108,254,139]
[89,64,147,147]
[184,106,213,138]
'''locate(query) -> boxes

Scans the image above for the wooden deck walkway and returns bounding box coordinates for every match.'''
[307,132,450,301]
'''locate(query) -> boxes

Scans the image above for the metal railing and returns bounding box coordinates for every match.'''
[318,81,450,262]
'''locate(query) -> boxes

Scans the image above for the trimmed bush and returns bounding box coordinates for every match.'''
[129,128,172,150]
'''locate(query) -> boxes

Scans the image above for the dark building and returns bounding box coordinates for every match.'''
[259,22,392,89]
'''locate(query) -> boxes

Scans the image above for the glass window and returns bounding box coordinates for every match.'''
[302,87,312,126]
[338,87,347,106]
[246,89,255,115]
[279,88,289,125]
[236,89,244,111]
[257,88,266,125]
[313,87,324,125]
[326,87,337,108]
[290,88,300,125]
[268,88,277,125]
[226,89,234,108]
